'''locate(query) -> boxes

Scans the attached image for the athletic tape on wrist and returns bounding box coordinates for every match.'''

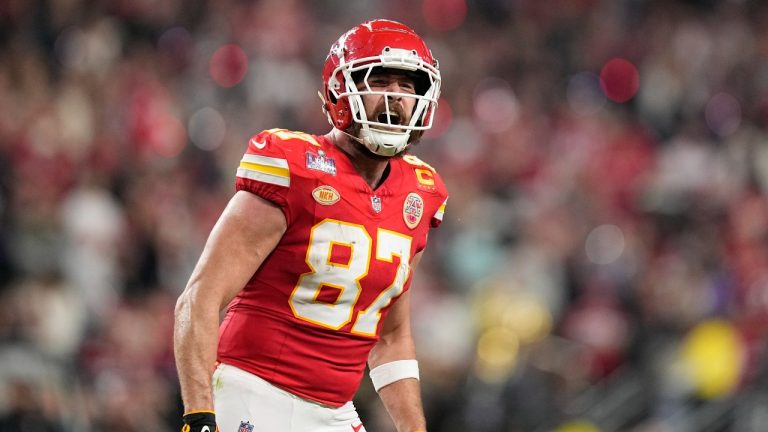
[183,410,215,416]
[369,359,419,392]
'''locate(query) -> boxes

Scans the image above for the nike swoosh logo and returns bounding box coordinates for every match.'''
[351,423,364,432]
[249,138,267,149]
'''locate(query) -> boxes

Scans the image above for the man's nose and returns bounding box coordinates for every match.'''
[385,81,404,98]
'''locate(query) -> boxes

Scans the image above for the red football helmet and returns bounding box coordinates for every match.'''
[321,20,441,156]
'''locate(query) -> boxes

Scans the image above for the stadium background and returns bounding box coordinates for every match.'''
[1,0,768,431]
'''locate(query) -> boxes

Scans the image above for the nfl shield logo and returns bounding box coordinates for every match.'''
[239,421,254,432]
[371,196,382,213]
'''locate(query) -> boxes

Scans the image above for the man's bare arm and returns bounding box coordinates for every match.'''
[368,251,427,432]
[174,190,287,412]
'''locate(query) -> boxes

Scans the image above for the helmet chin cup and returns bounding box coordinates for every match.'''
[359,126,410,156]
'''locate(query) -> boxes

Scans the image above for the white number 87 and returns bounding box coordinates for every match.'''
[288,219,413,337]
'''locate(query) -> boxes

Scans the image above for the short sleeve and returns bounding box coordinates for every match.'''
[235,131,291,208]
[431,197,447,228]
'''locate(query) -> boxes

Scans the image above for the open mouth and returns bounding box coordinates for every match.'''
[377,112,401,125]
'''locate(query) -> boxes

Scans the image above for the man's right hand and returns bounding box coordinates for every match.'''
[182,410,218,432]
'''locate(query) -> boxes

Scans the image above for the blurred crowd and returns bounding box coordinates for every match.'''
[2,0,768,431]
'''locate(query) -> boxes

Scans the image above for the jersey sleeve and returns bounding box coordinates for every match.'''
[235,131,291,208]
[431,196,447,228]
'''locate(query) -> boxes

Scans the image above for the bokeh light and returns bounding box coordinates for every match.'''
[149,115,187,158]
[501,296,553,344]
[188,107,226,151]
[585,224,625,265]
[54,27,87,70]
[705,92,742,137]
[54,24,120,74]
[441,118,484,168]
[209,44,248,88]
[556,420,601,432]
[423,97,453,140]
[473,77,519,133]
[158,27,193,70]
[600,58,640,103]
[567,72,606,115]
[158,27,191,52]
[475,327,520,383]
[681,319,745,399]
[422,0,467,31]
[473,289,513,331]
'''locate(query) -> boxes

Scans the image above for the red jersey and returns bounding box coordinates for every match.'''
[217,129,448,407]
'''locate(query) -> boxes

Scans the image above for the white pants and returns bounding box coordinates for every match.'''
[212,363,367,432]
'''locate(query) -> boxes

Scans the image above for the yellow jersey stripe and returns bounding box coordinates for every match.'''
[237,154,290,187]
[434,199,447,220]
[236,167,290,187]
[239,161,289,178]
[241,153,289,168]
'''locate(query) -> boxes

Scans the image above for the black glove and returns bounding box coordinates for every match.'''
[182,411,218,432]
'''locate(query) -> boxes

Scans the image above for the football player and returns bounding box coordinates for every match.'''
[175,19,448,432]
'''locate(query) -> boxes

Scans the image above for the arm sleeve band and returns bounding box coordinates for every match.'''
[369,359,420,392]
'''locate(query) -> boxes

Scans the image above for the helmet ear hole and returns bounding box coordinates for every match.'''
[333,102,352,130]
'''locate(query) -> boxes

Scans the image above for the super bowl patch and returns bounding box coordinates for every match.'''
[306,150,337,175]
[239,420,254,432]
[403,192,424,229]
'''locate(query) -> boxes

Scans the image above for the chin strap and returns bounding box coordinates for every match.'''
[341,129,364,144]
